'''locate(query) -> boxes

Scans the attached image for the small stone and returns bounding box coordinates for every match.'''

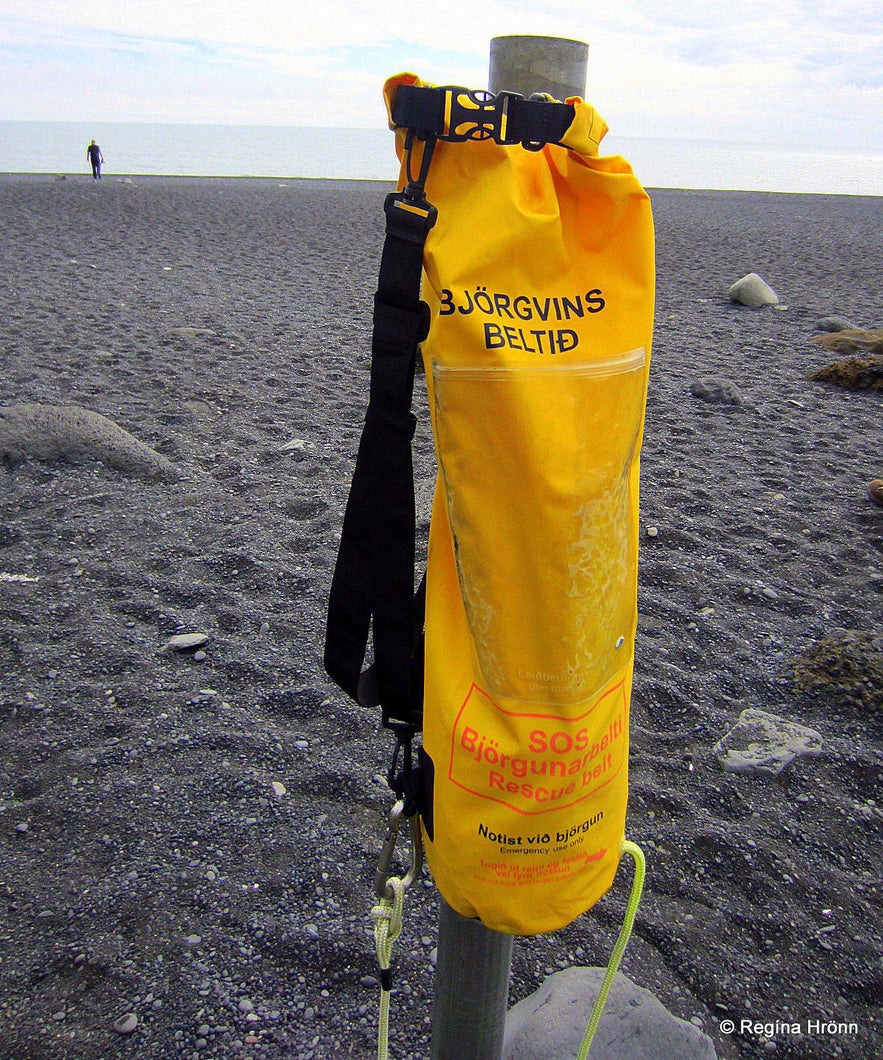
[113,1013,138,1034]
[815,315,858,333]
[15,822,28,833]
[238,998,254,1014]
[646,525,659,538]
[192,650,207,662]
[184,934,202,947]
[690,377,744,405]
[869,480,883,507]
[163,633,209,652]
[271,781,286,797]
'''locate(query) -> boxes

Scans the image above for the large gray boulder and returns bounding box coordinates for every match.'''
[504,967,717,1059]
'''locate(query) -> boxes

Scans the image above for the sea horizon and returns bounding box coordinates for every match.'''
[1,119,881,196]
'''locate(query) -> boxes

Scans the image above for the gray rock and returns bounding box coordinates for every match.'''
[0,402,179,480]
[814,315,858,333]
[504,968,717,1059]
[162,633,209,652]
[728,273,779,306]
[689,377,744,405]
[713,707,823,776]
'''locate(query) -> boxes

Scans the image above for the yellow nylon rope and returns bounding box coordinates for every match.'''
[371,876,406,1060]
[577,839,646,1060]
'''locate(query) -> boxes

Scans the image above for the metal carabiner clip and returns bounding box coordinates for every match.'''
[375,798,424,900]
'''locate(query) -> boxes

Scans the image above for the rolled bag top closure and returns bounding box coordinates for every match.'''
[382,72,609,162]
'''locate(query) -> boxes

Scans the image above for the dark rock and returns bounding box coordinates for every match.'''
[788,632,883,713]
[808,354,883,391]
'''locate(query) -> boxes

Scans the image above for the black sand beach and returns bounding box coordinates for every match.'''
[0,173,880,1060]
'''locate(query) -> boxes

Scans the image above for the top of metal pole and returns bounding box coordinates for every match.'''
[488,35,588,100]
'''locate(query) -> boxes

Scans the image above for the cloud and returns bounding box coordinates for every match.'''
[0,0,880,147]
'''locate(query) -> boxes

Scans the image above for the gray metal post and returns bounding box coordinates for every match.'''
[489,35,589,100]
[430,897,514,1059]
[428,38,589,1060]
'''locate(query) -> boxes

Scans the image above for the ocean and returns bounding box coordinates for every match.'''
[1,119,881,196]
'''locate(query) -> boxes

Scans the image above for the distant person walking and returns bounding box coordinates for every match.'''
[86,139,104,180]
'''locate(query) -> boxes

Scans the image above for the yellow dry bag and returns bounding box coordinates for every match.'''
[326,73,654,936]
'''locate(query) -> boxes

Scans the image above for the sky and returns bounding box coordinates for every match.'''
[0,0,880,150]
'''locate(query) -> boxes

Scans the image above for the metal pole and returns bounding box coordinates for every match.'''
[428,37,589,1060]
[430,897,514,1059]
[489,35,589,100]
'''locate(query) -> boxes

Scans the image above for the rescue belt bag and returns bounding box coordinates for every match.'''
[325,73,655,935]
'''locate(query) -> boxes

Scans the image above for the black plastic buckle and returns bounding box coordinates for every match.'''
[403,128,437,198]
[437,86,524,145]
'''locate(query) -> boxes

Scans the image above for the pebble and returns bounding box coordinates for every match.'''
[163,632,209,651]
[646,525,659,538]
[192,650,207,662]
[271,781,286,797]
[184,934,202,947]
[113,1013,138,1034]
[690,377,745,405]
[815,315,857,332]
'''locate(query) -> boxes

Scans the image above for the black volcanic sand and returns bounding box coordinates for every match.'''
[0,174,880,1060]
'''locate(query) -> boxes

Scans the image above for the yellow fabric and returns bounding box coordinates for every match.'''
[383,73,655,935]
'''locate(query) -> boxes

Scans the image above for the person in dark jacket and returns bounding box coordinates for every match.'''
[86,140,104,179]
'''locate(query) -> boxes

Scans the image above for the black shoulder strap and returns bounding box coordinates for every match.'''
[324,134,437,729]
